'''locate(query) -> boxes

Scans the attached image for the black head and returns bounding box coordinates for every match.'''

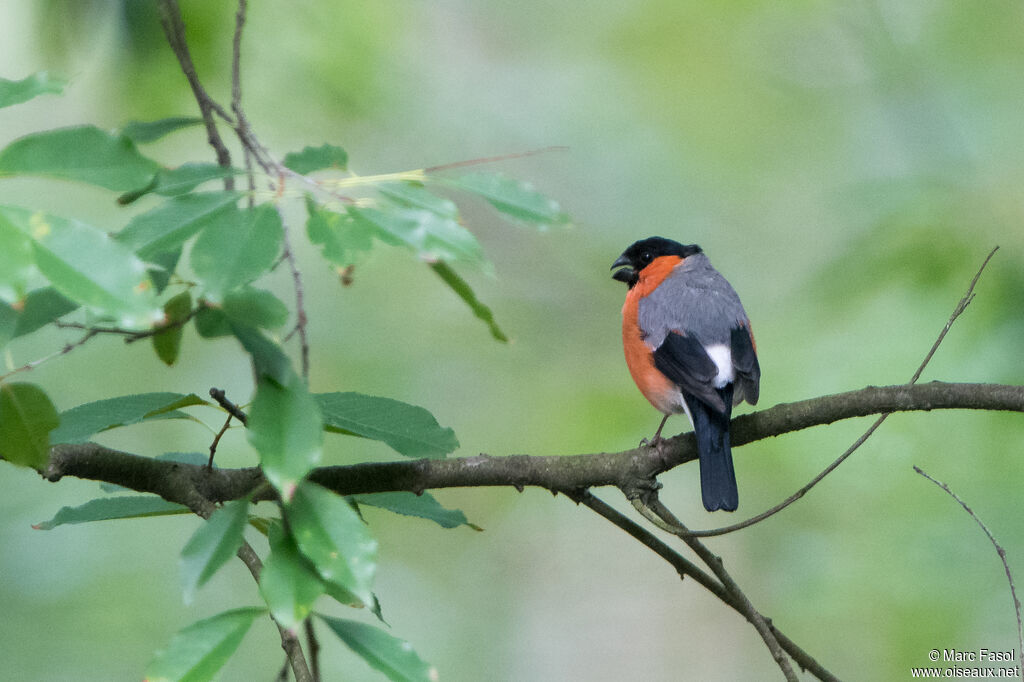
[611,237,702,288]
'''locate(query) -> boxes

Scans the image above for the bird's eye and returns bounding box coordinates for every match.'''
[640,251,652,264]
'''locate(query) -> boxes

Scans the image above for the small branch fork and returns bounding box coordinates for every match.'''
[914,466,1024,680]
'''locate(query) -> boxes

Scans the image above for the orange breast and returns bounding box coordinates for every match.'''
[621,255,684,415]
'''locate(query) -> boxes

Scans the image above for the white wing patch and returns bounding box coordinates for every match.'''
[704,343,735,388]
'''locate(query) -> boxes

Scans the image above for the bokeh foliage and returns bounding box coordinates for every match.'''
[1,1,1022,680]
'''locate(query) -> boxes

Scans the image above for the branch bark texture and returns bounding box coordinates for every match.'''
[39,382,1024,507]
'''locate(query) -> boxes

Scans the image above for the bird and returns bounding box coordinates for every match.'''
[611,236,760,512]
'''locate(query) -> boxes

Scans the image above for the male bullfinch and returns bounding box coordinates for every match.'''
[612,237,760,512]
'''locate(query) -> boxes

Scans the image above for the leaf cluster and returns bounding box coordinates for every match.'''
[0,69,565,681]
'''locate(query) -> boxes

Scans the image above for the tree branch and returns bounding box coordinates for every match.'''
[569,490,840,680]
[35,382,1024,507]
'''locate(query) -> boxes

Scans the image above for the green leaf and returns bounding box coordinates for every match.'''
[348,205,488,268]
[180,498,251,601]
[145,248,182,294]
[0,205,160,329]
[319,615,437,682]
[193,288,287,339]
[259,522,326,631]
[12,287,78,337]
[154,163,237,197]
[305,197,376,267]
[144,607,265,682]
[0,383,59,469]
[33,495,189,530]
[191,204,283,302]
[430,262,508,342]
[51,392,201,444]
[446,172,570,229]
[0,71,66,109]
[0,211,34,302]
[314,392,458,459]
[153,291,192,366]
[283,143,348,174]
[288,482,378,607]
[0,125,159,191]
[351,492,479,530]
[222,287,288,330]
[248,376,323,498]
[379,181,458,219]
[120,116,204,144]
[229,323,293,384]
[117,191,239,260]
[0,301,17,349]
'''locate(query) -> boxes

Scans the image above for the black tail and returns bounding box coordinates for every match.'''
[684,386,738,512]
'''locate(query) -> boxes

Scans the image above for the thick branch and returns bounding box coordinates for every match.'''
[36,382,1024,506]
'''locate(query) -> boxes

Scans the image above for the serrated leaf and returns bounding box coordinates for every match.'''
[153,291,192,366]
[314,392,458,459]
[288,482,378,607]
[0,211,34,303]
[118,191,239,260]
[0,125,159,191]
[319,615,437,682]
[144,607,265,682]
[351,492,478,530]
[348,205,488,268]
[12,287,78,337]
[180,498,250,602]
[430,262,508,342]
[33,496,189,530]
[248,376,323,498]
[191,204,282,302]
[0,383,59,469]
[446,172,570,229]
[283,143,348,174]
[0,71,67,109]
[305,197,376,267]
[0,205,160,329]
[120,116,204,144]
[51,392,200,444]
[259,522,326,630]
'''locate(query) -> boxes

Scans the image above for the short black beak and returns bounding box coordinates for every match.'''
[611,253,636,285]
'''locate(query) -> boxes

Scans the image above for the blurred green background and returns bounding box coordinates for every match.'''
[2,1,1023,680]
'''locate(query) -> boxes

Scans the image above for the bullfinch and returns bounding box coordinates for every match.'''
[611,237,760,512]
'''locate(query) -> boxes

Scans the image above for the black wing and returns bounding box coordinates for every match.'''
[652,331,728,414]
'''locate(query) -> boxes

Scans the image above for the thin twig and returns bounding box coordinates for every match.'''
[207,413,234,469]
[634,496,798,681]
[230,0,257,206]
[155,0,236,189]
[274,203,311,380]
[573,491,840,681]
[914,465,1024,680]
[423,146,569,173]
[686,246,999,538]
[236,542,313,682]
[0,329,98,381]
[209,387,249,425]
[54,308,198,344]
[304,619,321,682]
